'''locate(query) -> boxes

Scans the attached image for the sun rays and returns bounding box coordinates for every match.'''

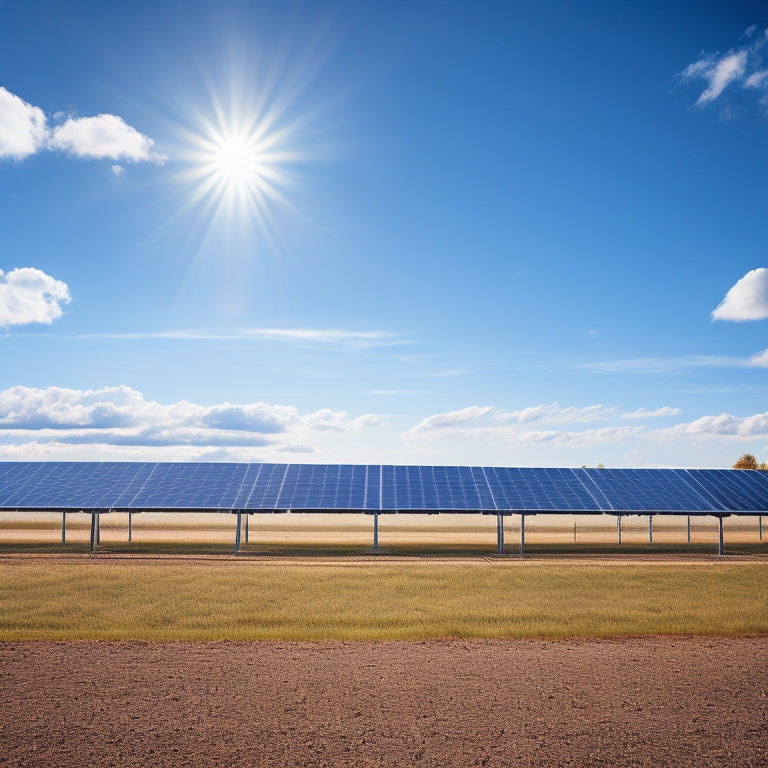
[177,100,301,238]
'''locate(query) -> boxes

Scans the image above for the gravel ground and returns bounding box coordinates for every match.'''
[1,637,766,767]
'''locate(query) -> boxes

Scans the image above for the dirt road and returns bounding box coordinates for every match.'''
[1,637,765,767]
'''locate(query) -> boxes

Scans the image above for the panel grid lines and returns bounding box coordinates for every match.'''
[0,463,767,515]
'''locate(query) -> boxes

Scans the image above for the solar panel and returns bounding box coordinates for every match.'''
[0,462,149,509]
[0,462,767,515]
[128,463,250,510]
[580,468,718,513]
[684,469,768,514]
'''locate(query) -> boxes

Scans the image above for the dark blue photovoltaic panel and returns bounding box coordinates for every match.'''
[579,468,715,513]
[380,465,396,510]
[683,469,768,514]
[0,462,31,500]
[0,462,149,509]
[1,462,767,514]
[0,461,25,492]
[483,467,599,511]
[231,463,269,509]
[110,463,160,506]
[128,463,249,509]
[241,463,287,509]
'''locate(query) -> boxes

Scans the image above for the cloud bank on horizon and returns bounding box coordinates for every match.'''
[0,385,766,467]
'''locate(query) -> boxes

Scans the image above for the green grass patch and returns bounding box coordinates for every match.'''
[1,560,766,641]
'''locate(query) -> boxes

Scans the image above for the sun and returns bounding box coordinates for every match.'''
[213,136,264,186]
[180,113,291,228]
[169,38,340,262]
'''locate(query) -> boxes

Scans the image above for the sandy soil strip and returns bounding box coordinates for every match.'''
[1,637,765,767]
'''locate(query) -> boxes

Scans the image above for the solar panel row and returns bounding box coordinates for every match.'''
[0,462,766,514]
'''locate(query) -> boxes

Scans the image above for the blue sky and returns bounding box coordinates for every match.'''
[1,0,768,467]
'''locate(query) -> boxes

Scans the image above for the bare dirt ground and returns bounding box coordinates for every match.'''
[1,637,766,768]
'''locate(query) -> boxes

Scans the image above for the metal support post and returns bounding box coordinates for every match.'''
[687,515,691,544]
[718,515,724,556]
[89,513,96,553]
[245,515,249,544]
[760,516,763,542]
[96,513,101,545]
[234,511,242,554]
[373,512,379,550]
[617,515,622,545]
[520,514,525,557]
[62,512,66,544]
[500,514,505,552]
[648,514,653,544]
[128,511,132,542]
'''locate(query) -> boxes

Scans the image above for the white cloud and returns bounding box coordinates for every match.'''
[0,87,47,159]
[515,425,645,446]
[0,385,380,451]
[668,411,768,437]
[679,28,768,106]
[2,388,767,467]
[49,114,166,163]
[686,51,747,105]
[244,328,395,343]
[621,406,680,419]
[407,403,616,440]
[410,406,495,434]
[748,348,768,367]
[0,268,71,328]
[711,268,768,321]
[66,327,401,348]
[0,85,164,166]
[580,355,748,374]
[405,402,768,453]
[745,69,768,88]
[498,404,614,424]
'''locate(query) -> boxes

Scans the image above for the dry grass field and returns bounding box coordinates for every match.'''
[2,557,767,641]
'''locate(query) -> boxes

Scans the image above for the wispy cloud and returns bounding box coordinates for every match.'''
[407,403,616,439]
[514,425,646,446]
[684,51,747,105]
[579,355,747,374]
[0,86,165,165]
[678,27,768,107]
[712,268,768,321]
[0,268,71,328]
[65,327,401,348]
[621,406,680,419]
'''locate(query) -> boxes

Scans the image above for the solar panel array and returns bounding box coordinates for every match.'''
[0,462,766,515]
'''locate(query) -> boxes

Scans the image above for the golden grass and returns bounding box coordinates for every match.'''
[2,559,766,641]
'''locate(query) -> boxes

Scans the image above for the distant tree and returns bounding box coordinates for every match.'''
[759,462,768,471]
[596,462,605,468]
[733,453,759,470]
